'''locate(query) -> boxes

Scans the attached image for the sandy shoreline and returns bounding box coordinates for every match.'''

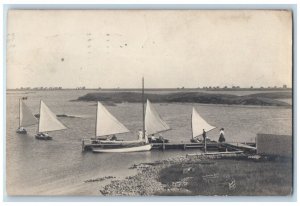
[99,155,191,196]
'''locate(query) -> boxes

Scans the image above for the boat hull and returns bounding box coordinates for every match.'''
[92,144,152,153]
[148,138,169,143]
[35,134,52,140]
[16,129,27,134]
[97,140,143,145]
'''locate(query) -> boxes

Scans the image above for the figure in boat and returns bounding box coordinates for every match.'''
[218,128,226,142]
[16,126,27,134]
[36,132,50,139]
[148,133,169,143]
[35,100,67,140]
[110,134,117,141]
[16,99,38,134]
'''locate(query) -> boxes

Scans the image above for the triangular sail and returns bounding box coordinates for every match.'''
[96,102,130,137]
[145,99,170,135]
[19,100,38,127]
[192,107,216,138]
[38,100,67,133]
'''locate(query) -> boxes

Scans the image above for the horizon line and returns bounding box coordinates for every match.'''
[6,86,292,90]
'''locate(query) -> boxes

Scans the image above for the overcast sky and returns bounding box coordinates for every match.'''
[7,10,292,89]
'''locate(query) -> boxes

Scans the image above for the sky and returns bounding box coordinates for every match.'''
[6,10,292,89]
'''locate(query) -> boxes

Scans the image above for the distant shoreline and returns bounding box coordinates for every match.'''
[6,88,292,92]
[74,91,292,107]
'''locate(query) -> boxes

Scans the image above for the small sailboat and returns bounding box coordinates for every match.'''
[145,99,171,143]
[191,107,216,143]
[35,100,67,140]
[16,99,38,134]
[92,78,152,153]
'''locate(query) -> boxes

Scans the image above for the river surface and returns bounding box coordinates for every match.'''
[6,90,292,195]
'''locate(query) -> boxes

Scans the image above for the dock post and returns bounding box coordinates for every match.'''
[255,135,258,154]
[82,139,85,152]
[162,141,165,151]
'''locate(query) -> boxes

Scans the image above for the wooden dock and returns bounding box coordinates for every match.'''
[223,142,256,152]
[82,139,255,152]
[186,150,244,157]
[151,142,220,151]
[81,138,220,151]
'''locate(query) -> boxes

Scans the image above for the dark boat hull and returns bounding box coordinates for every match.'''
[148,138,169,143]
[35,134,52,140]
[16,130,27,134]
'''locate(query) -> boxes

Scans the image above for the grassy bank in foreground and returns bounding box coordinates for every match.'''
[76,91,291,106]
[157,156,292,196]
[99,155,292,196]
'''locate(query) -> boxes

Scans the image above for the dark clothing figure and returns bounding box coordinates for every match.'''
[218,128,225,142]
[202,130,207,141]
[110,135,117,140]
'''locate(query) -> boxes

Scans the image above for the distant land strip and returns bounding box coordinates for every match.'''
[7,88,292,91]
[75,91,292,107]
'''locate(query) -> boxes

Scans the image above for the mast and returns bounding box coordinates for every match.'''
[19,98,21,127]
[142,77,145,139]
[95,102,98,138]
[191,112,193,140]
[37,100,41,134]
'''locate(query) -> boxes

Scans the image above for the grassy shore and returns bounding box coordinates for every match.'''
[76,91,291,107]
[100,154,292,196]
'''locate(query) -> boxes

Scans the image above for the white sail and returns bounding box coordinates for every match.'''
[145,99,170,135]
[96,102,130,137]
[19,100,37,127]
[192,107,216,138]
[38,100,67,133]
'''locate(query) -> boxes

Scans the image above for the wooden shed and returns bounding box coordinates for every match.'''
[256,133,292,157]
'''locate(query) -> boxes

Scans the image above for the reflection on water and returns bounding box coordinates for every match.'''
[6,90,292,195]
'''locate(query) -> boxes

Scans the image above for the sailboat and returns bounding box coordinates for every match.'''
[145,99,171,143]
[16,99,38,134]
[97,99,170,145]
[191,107,216,143]
[92,78,152,153]
[92,102,151,153]
[35,100,67,140]
[91,101,137,144]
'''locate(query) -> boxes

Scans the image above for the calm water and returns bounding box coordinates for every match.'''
[6,90,292,195]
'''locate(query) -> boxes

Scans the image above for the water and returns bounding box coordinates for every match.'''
[6,90,292,195]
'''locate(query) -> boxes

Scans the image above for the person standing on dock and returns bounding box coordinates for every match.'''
[202,129,207,142]
[218,128,226,142]
[202,129,207,153]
